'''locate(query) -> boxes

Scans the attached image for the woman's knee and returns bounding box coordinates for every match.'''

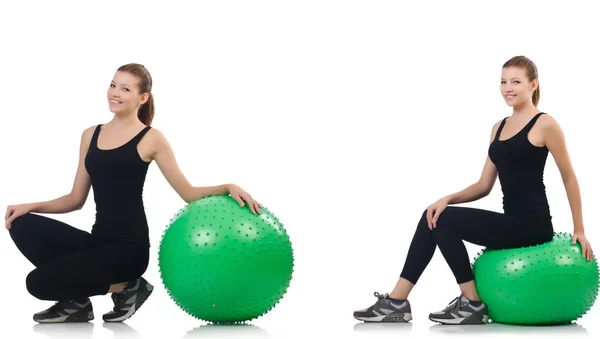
[26,269,47,300]
[431,206,463,229]
[419,207,446,231]
[416,209,430,230]
[8,213,34,240]
[417,206,463,235]
[429,208,458,237]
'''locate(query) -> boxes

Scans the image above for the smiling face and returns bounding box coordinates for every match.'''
[107,71,148,115]
[500,66,538,107]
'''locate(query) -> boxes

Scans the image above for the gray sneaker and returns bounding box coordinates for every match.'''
[429,295,489,325]
[354,292,412,323]
[33,298,94,323]
[103,277,153,322]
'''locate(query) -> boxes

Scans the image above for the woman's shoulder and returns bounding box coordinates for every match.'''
[141,126,169,149]
[536,113,563,137]
[490,116,507,134]
[80,124,100,140]
[145,125,165,139]
[537,112,556,123]
[528,112,559,131]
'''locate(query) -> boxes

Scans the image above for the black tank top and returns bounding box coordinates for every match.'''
[488,112,551,218]
[488,112,551,219]
[84,124,152,245]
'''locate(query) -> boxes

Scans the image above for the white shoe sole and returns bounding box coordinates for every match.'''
[355,312,413,323]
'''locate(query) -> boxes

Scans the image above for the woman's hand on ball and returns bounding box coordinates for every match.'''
[572,232,593,261]
[228,184,262,214]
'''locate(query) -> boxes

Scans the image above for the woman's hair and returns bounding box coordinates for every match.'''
[503,56,540,107]
[117,63,154,126]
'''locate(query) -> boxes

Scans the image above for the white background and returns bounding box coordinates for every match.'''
[1,0,599,338]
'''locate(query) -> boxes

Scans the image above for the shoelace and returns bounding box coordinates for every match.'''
[111,290,129,311]
[46,300,77,314]
[47,301,63,313]
[444,295,466,314]
[371,291,390,308]
[111,280,139,311]
[374,292,389,299]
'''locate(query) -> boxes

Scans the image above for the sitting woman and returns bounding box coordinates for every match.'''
[353,55,594,325]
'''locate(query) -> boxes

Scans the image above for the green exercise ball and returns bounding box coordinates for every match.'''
[472,232,599,325]
[158,195,294,323]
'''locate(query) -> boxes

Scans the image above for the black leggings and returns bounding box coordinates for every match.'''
[9,213,150,301]
[399,206,554,284]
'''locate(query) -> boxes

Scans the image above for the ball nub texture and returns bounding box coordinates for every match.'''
[158,195,294,323]
[472,232,599,325]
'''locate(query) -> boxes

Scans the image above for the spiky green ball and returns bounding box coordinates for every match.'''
[158,195,294,323]
[472,232,599,325]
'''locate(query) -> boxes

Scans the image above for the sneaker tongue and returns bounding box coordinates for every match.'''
[126,278,140,290]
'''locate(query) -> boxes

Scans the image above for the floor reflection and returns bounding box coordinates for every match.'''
[32,322,95,338]
[353,322,413,333]
[428,322,588,336]
[183,323,270,338]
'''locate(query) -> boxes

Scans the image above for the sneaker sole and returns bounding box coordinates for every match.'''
[103,281,154,322]
[34,311,94,323]
[355,312,413,323]
[429,314,489,325]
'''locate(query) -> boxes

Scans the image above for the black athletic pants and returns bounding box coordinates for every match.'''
[399,206,554,284]
[9,213,150,301]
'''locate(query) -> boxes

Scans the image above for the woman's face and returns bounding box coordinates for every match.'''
[500,66,537,107]
[107,71,146,114]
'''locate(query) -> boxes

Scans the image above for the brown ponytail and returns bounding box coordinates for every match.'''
[502,56,540,107]
[138,93,154,126]
[117,63,155,126]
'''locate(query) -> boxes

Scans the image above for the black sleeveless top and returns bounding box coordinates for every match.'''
[84,124,152,245]
[488,112,551,218]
